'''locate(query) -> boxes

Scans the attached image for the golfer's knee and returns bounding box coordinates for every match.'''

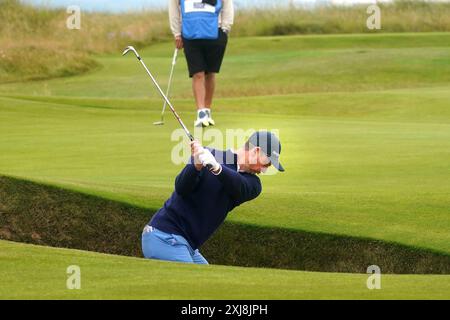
[192,72,205,80]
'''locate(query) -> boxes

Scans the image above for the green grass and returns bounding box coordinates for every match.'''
[1,90,449,254]
[1,34,450,255]
[2,33,450,98]
[2,0,450,83]
[1,240,449,300]
[1,32,450,298]
[3,176,448,274]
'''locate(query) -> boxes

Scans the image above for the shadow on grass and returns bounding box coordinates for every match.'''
[0,175,449,274]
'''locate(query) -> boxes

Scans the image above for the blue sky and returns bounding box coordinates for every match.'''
[22,0,397,13]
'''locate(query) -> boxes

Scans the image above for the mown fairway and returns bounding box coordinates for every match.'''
[1,32,449,299]
[1,240,449,300]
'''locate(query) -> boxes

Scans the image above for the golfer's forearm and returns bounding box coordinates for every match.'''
[175,164,200,195]
[220,0,234,32]
[169,0,182,37]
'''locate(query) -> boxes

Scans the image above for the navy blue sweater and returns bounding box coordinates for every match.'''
[149,149,262,250]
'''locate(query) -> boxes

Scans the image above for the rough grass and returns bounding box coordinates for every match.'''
[239,1,450,37]
[1,176,449,274]
[2,0,450,83]
[0,42,100,83]
[0,0,169,83]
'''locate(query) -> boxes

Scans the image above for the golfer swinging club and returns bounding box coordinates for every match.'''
[169,0,234,127]
[142,131,284,264]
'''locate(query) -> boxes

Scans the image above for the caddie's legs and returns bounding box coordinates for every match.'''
[192,71,206,110]
[205,72,215,109]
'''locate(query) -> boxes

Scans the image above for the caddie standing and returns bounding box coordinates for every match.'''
[169,0,234,127]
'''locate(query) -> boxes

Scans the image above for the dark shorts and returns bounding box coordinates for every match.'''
[182,29,228,78]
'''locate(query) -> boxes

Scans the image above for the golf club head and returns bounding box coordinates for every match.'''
[153,121,164,126]
[122,46,140,58]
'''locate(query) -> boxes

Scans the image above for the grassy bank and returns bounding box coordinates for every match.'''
[2,0,450,83]
[0,0,169,83]
[2,176,449,274]
[1,240,449,299]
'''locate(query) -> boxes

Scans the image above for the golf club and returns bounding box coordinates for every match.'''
[122,46,213,171]
[122,46,193,141]
[154,48,178,126]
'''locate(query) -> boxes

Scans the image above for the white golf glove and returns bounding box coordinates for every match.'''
[198,149,221,173]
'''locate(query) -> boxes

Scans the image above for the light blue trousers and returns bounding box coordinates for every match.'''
[141,226,209,264]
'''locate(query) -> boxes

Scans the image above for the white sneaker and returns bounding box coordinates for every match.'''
[205,109,215,126]
[195,109,210,127]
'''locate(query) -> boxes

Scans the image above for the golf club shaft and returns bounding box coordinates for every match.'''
[136,55,193,141]
[161,48,178,120]
[124,46,214,171]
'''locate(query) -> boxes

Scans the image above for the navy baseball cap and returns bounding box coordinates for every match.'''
[248,131,284,172]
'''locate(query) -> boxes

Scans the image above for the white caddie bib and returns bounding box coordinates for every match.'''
[184,0,216,13]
